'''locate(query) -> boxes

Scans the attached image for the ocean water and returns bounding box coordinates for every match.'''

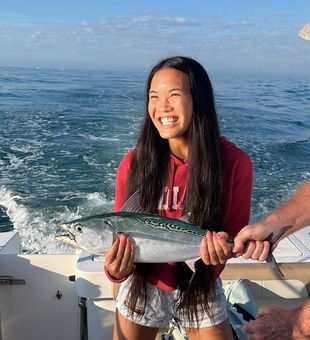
[0,67,309,254]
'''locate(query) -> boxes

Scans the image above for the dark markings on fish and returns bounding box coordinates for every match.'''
[134,216,205,237]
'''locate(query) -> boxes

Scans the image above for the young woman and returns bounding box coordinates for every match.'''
[104,56,253,340]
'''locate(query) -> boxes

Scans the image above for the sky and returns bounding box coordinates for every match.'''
[0,0,309,75]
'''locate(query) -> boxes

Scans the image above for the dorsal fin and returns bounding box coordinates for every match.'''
[120,191,145,213]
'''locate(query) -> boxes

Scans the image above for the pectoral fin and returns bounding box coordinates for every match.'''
[185,257,201,272]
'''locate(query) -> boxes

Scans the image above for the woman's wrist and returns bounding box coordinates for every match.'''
[104,265,135,283]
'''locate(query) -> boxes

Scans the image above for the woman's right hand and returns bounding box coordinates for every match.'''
[104,234,135,280]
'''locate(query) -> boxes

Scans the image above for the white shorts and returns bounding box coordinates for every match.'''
[116,277,228,329]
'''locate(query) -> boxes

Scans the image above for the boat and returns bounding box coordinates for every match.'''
[0,205,309,340]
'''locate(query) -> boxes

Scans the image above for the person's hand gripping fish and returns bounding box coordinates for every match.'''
[200,231,232,265]
[104,234,136,280]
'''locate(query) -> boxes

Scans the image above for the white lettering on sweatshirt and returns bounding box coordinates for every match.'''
[158,186,182,211]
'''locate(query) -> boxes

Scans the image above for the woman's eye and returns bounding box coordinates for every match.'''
[170,92,180,97]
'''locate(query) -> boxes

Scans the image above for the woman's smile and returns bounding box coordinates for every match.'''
[159,116,178,127]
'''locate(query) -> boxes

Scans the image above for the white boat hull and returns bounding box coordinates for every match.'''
[0,254,79,340]
[0,226,309,340]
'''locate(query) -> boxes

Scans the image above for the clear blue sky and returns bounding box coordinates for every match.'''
[1,0,309,75]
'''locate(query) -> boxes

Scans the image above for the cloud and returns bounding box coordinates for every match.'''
[0,12,308,74]
[131,15,201,26]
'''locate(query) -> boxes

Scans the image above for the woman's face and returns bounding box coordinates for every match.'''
[148,68,193,143]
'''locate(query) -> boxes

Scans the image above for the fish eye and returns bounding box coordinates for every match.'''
[74,224,83,233]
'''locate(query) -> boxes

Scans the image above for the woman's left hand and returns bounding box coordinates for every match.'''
[200,231,232,265]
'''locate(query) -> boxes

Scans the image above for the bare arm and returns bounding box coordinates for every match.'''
[233,179,310,257]
[261,179,310,234]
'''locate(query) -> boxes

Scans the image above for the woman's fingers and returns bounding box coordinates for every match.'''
[104,234,135,279]
[207,231,219,265]
[200,231,231,265]
[215,232,232,256]
[105,237,120,264]
[118,236,135,274]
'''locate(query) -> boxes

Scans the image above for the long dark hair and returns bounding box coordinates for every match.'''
[126,56,224,325]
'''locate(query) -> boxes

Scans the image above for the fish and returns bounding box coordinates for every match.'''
[55,191,291,277]
[55,192,209,263]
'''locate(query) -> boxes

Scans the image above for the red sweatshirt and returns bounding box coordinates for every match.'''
[113,136,253,290]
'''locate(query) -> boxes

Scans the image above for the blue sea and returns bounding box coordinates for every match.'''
[0,67,309,254]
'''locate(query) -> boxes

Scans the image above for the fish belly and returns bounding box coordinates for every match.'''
[133,237,201,262]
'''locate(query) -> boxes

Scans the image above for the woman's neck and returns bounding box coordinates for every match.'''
[168,138,188,160]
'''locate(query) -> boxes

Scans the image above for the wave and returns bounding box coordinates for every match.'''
[0,186,114,254]
[0,187,29,228]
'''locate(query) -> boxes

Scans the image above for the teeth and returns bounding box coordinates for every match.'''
[160,117,177,125]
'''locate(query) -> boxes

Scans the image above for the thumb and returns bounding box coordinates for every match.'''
[232,235,246,254]
[232,227,255,254]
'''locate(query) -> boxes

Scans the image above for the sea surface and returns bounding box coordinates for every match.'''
[0,67,309,254]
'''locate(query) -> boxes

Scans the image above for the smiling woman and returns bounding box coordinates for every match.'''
[104,56,253,340]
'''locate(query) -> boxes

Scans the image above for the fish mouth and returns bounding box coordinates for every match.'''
[56,231,75,240]
[55,226,76,242]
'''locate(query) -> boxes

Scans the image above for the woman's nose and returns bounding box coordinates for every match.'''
[158,96,172,112]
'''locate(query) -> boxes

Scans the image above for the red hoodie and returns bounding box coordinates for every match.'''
[113,136,253,291]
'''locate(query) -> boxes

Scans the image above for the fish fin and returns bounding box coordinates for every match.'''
[178,212,192,223]
[185,257,201,272]
[266,225,293,248]
[266,253,284,278]
[120,191,145,213]
[265,225,292,279]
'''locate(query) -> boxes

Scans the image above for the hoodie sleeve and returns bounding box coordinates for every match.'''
[114,150,136,212]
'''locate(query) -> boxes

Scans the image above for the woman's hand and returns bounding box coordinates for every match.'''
[104,234,135,279]
[200,231,232,265]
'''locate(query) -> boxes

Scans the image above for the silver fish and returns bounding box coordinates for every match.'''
[56,211,207,263]
[55,192,291,276]
[56,191,211,263]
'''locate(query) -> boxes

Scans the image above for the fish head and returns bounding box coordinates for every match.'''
[55,227,78,247]
[55,217,115,255]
